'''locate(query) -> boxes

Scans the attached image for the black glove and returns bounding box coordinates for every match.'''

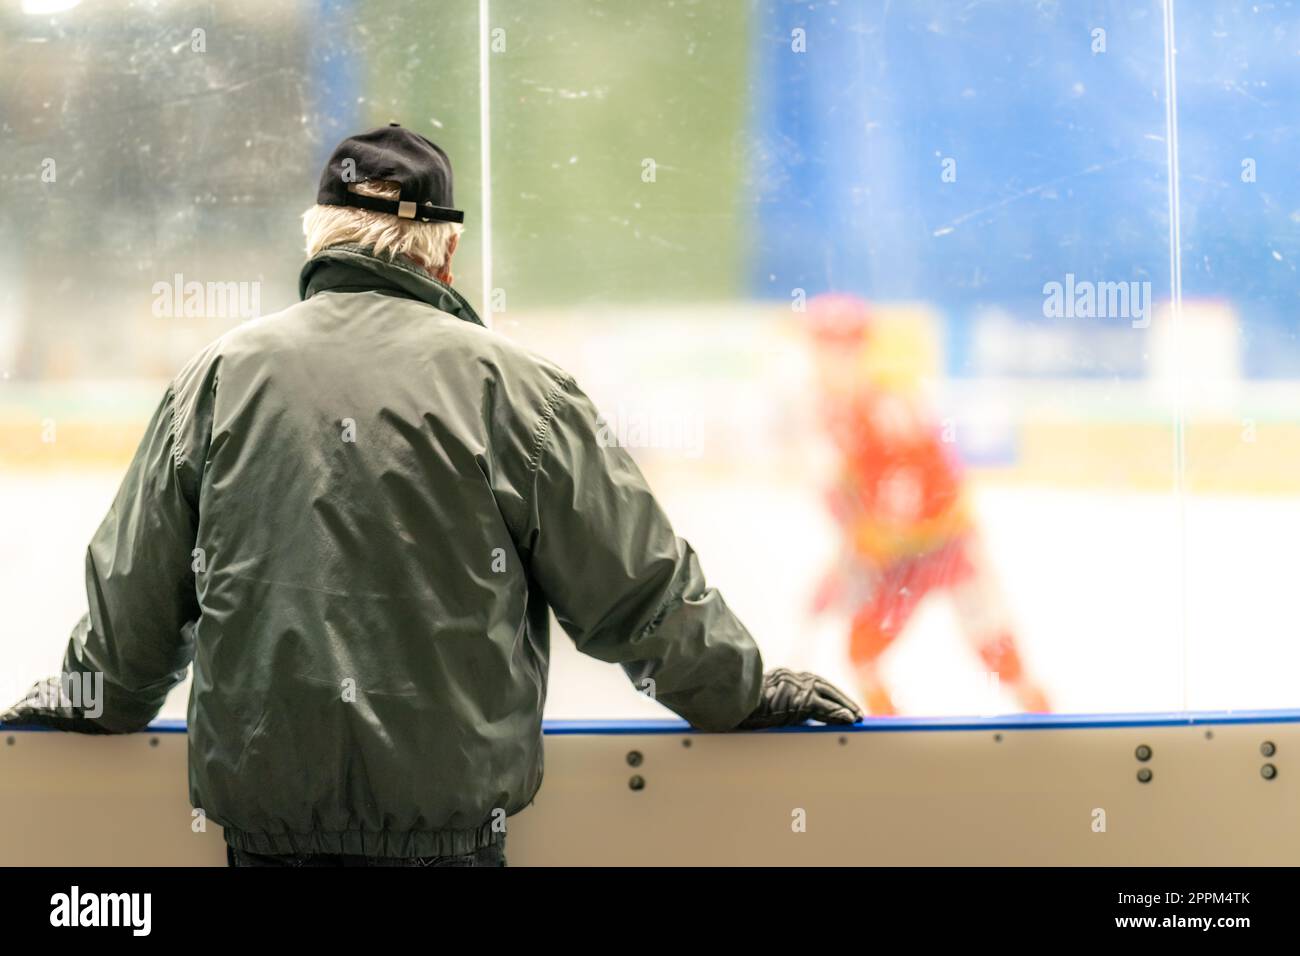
[735,668,864,730]
[0,676,110,734]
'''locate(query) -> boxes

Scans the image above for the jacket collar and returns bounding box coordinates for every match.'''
[298,243,485,328]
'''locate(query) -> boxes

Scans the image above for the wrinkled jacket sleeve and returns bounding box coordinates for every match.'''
[522,377,763,731]
[53,387,200,732]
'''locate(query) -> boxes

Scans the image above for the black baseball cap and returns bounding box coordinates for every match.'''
[316,123,464,224]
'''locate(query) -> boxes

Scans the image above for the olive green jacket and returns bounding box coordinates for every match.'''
[35,245,763,856]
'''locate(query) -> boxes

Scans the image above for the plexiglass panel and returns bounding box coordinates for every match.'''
[0,0,483,716]
[0,0,1291,721]
[490,0,1184,717]
[1175,1,1300,709]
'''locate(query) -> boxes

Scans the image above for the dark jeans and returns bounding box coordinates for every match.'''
[227,842,506,867]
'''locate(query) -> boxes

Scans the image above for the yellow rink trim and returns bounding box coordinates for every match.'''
[0,420,150,469]
[4,419,1300,495]
[1005,421,1300,495]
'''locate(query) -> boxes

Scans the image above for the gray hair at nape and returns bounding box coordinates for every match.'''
[302,179,463,274]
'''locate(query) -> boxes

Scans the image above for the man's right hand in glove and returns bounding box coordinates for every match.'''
[735,668,864,730]
[0,676,111,734]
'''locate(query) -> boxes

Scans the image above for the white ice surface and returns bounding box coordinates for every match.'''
[2,470,1295,720]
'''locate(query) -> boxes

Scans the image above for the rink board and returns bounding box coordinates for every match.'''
[1,712,1296,866]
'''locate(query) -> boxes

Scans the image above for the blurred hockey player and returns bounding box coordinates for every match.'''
[805,293,1049,716]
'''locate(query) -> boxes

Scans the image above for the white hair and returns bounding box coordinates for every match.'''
[302,179,463,274]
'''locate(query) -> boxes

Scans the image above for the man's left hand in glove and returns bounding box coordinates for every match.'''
[735,667,864,730]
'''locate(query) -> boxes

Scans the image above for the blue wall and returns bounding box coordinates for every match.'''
[747,0,1299,378]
